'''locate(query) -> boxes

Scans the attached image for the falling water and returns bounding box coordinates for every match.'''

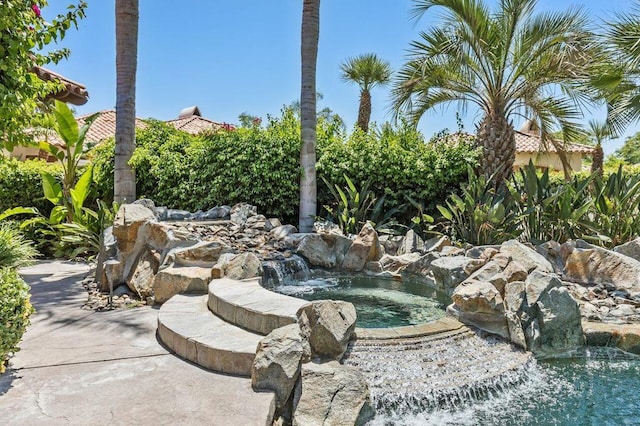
[262,255,311,287]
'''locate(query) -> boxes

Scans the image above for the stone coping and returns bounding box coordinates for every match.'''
[213,277,467,341]
[583,321,640,355]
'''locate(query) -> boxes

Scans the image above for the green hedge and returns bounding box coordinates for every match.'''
[87,109,479,224]
[0,156,61,215]
[0,267,34,373]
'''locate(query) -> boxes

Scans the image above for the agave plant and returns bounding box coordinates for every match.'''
[437,167,521,245]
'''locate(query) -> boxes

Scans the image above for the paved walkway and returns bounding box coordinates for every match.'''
[0,261,274,426]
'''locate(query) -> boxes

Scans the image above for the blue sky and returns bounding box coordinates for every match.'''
[46,0,638,154]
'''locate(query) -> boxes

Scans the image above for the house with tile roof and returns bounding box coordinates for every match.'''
[514,120,595,172]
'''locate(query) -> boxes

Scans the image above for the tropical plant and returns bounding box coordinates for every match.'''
[510,162,599,244]
[591,166,640,247]
[394,0,600,185]
[588,120,613,176]
[0,267,35,373]
[437,167,521,245]
[0,0,87,150]
[340,53,392,132]
[115,0,139,203]
[299,0,320,232]
[0,225,37,269]
[615,131,640,165]
[322,175,403,235]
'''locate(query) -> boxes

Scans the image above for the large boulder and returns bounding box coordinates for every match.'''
[402,252,440,277]
[112,203,157,253]
[448,280,509,338]
[164,240,234,268]
[297,301,357,360]
[562,240,640,299]
[152,266,212,303]
[223,252,263,280]
[431,256,485,292]
[341,222,383,272]
[396,229,425,255]
[126,249,160,299]
[614,237,640,262]
[252,324,305,410]
[271,225,298,241]
[230,203,257,226]
[521,271,583,355]
[297,235,338,269]
[292,361,374,426]
[499,240,553,273]
[503,281,527,348]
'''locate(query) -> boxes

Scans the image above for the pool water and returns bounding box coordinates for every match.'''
[369,347,640,425]
[272,275,449,328]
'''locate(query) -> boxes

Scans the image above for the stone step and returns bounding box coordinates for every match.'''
[208,278,308,335]
[157,294,263,377]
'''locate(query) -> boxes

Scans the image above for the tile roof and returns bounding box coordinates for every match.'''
[33,66,89,106]
[165,115,227,134]
[514,130,595,155]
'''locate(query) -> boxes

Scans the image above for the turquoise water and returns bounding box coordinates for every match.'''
[369,347,640,425]
[272,275,449,328]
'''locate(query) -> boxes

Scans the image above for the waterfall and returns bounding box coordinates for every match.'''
[262,255,311,287]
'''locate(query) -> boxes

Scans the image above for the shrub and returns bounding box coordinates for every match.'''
[0,267,35,373]
[0,224,37,268]
[0,157,62,215]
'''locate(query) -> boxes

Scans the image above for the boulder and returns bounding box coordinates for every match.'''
[439,246,465,257]
[431,256,485,292]
[537,241,564,272]
[297,301,357,360]
[379,253,422,274]
[164,241,234,268]
[465,245,501,259]
[503,281,527,348]
[271,225,298,241]
[112,203,156,253]
[211,253,237,279]
[424,235,452,252]
[499,240,553,273]
[126,250,160,299]
[230,203,257,226]
[252,324,305,409]
[165,209,192,221]
[562,240,640,299]
[448,280,509,338]
[396,230,425,255]
[465,261,502,283]
[321,232,353,267]
[341,222,383,272]
[292,361,374,426]
[522,271,583,355]
[223,252,263,280]
[297,235,337,269]
[614,237,640,262]
[153,266,212,303]
[503,260,528,283]
[133,198,157,217]
[378,235,403,256]
[141,221,198,252]
[402,252,440,277]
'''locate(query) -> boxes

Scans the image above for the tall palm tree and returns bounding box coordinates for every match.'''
[393,0,599,184]
[114,0,138,204]
[299,0,320,233]
[601,2,640,135]
[340,53,391,132]
[588,120,612,177]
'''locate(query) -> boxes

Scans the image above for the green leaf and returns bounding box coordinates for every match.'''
[41,172,62,205]
[0,207,39,221]
[53,100,79,146]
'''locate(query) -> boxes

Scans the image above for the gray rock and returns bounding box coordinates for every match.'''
[297,301,357,360]
[613,237,640,262]
[448,280,508,338]
[127,249,160,299]
[252,324,305,409]
[153,266,212,303]
[465,261,502,283]
[379,235,403,256]
[402,252,440,277]
[562,240,640,299]
[431,256,485,292]
[133,198,157,217]
[270,225,298,241]
[297,234,337,269]
[166,209,193,221]
[504,281,526,348]
[293,361,374,426]
[223,252,263,280]
[465,245,501,259]
[112,203,157,254]
[154,206,168,221]
[313,220,342,235]
[503,260,528,283]
[397,230,425,255]
[230,203,257,225]
[500,240,553,273]
[96,226,117,291]
[379,253,421,274]
[341,222,383,272]
[424,235,452,252]
[164,240,235,268]
[440,246,465,257]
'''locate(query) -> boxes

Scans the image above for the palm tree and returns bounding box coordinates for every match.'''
[114,0,139,204]
[393,0,599,184]
[340,53,391,132]
[601,2,640,135]
[299,0,320,233]
[588,120,613,177]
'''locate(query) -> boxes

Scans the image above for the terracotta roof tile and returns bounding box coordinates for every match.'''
[514,130,595,154]
[33,66,89,106]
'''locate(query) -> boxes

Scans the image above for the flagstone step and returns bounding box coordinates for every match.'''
[157,294,263,377]
[208,278,308,335]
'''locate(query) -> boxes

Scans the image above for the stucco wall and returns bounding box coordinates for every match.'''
[514,152,583,172]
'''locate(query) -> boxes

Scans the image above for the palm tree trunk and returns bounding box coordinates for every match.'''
[357,88,371,132]
[299,0,320,233]
[114,0,138,204]
[477,112,515,184]
[591,143,604,177]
